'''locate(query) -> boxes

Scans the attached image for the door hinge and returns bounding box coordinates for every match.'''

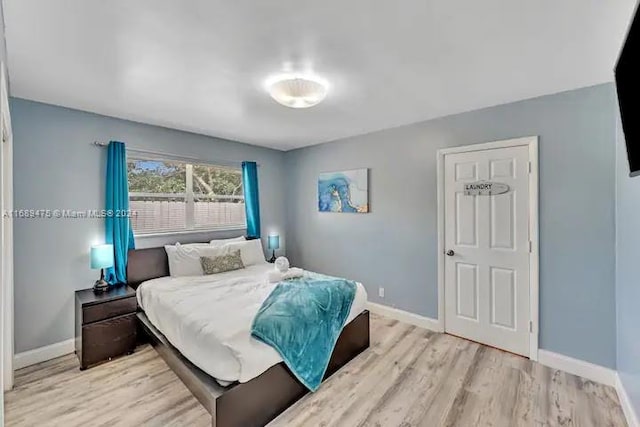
[528,161,532,174]
[529,321,533,333]
[528,240,532,253]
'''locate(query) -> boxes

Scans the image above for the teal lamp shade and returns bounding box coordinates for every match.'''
[268,234,280,250]
[91,244,114,270]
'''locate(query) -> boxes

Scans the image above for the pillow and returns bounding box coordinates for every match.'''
[224,239,266,266]
[164,243,223,277]
[209,236,246,247]
[174,242,212,248]
[164,238,264,276]
[200,250,245,275]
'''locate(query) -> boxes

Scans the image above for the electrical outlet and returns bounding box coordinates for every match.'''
[378,287,385,298]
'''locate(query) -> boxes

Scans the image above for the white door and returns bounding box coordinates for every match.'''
[444,145,531,357]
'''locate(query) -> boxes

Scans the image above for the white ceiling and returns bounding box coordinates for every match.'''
[4,0,637,151]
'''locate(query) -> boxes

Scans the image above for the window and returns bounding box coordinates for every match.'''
[127,156,246,235]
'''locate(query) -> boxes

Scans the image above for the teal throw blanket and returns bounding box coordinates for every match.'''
[251,276,356,391]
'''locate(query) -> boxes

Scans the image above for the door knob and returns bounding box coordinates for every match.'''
[446,250,455,256]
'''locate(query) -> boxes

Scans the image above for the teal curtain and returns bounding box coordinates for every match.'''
[242,161,261,238]
[105,141,135,284]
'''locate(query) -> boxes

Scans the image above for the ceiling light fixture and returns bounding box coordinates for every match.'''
[266,74,329,109]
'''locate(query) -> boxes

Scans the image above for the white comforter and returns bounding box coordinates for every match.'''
[136,263,368,384]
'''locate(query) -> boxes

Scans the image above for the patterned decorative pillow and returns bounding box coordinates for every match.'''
[200,250,245,275]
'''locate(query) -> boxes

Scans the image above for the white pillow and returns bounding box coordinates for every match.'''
[209,236,246,247]
[164,243,223,277]
[173,242,212,248]
[164,238,264,276]
[224,239,266,266]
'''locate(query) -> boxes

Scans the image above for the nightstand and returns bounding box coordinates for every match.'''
[75,284,137,370]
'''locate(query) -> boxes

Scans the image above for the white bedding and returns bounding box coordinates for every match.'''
[136,263,368,384]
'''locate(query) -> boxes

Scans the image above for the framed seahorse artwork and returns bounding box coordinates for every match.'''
[318,168,369,213]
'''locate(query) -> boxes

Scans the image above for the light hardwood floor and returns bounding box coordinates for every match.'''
[4,314,627,427]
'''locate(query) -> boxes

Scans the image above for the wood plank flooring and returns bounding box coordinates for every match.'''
[4,314,627,427]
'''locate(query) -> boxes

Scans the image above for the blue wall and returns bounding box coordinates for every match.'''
[285,83,617,368]
[10,84,622,371]
[10,98,287,353]
[615,108,640,414]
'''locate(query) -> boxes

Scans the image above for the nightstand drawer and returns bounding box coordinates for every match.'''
[81,313,137,367]
[83,296,136,324]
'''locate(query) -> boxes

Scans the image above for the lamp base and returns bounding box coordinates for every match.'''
[93,279,109,293]
[268,250,276,263]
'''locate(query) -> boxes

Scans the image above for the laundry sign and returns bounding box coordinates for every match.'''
[463,181,510,196]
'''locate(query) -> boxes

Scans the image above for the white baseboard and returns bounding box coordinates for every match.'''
[367,302,443,332]
[13,338,75,370]
[537,349,616,387]
[616,373,640,427]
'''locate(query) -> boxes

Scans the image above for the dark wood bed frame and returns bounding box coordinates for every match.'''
[127,246,370,427]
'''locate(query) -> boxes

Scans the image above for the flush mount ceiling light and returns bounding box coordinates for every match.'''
[266,74,329,109]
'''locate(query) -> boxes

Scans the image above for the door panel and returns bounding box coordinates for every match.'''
[456,263,479,320]
[455,161,478,180]
[490,191,515,250]
[490,267,516,329]
[455,192,478,247]
[444,145,530,357]
[490,158,515,179]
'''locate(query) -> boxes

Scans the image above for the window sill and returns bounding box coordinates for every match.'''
[134,226,247,239]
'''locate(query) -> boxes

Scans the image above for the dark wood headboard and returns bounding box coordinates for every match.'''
[127,247,170,289]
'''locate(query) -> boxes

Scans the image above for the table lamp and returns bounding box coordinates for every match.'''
[267,234,280,263]
[91,244,114,292]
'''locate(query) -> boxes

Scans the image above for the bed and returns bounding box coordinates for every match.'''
[127,244,370,427]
